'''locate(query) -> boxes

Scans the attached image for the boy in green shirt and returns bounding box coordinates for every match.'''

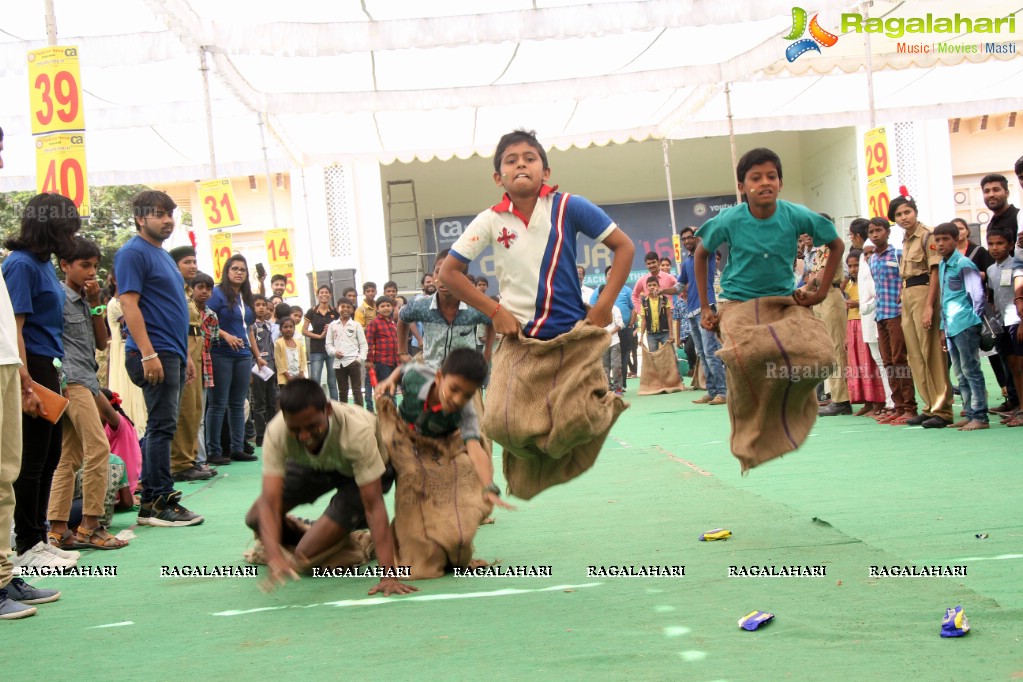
[694,147,844,468]
[375,348,512,511]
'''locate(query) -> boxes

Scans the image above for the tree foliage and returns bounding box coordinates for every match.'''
[0,184,151,279]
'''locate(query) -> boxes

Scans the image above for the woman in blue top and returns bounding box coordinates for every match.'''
[1,193,81,563]
[206,255,261,464]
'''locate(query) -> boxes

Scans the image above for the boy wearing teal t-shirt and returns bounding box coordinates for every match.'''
[692,148,845,467]
[694,148,842,313]
[934,222,989,431]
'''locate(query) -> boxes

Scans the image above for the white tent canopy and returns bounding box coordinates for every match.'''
[1,0,1021,189]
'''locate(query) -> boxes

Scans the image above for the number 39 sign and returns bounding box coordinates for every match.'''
[28,46,90,217]
[28,46,85,135]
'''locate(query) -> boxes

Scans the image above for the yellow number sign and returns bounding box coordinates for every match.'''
[672,234,682,264]
[867,178,890,220]
[864,127,891,182]
[197,178,242,229]
[35,133,90,217]
[264,228,297,297]
[27,46,85,135]
[210,231,233,279]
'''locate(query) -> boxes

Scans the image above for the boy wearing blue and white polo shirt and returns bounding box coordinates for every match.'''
[439,129,634,340]
[438,129,634,498]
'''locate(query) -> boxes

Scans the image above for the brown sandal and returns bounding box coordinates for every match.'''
[1004,414,1023,427]
[72,525,129,550]
[47,529,78,550]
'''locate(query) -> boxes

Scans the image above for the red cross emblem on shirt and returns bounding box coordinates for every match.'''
[497,227,517,249]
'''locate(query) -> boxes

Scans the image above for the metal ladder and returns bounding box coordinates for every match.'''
[385,180,428,291]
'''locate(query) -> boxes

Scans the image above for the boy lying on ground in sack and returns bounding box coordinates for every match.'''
[437,128,634,498]
[375,348,514,513]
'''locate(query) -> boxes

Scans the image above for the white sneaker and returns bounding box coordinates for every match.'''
[11,542,77,569]
[44,539,81,561]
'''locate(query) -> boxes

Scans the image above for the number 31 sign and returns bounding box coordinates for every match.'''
[197,178,242,229]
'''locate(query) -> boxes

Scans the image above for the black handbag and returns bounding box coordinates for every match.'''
[979,302,1003,352]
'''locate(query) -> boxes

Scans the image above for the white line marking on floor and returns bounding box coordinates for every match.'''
[211,583,604,616]
[664,626,691,637]
[678,650,707,662]
[87,621,135,628]
[947,553,1023,562]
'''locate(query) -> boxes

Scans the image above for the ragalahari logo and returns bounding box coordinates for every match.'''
[784,7,839,62]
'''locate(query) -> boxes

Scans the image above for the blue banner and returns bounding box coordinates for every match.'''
[424,194,737,292]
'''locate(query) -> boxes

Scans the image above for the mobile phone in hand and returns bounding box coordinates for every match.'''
[255,263,266,279]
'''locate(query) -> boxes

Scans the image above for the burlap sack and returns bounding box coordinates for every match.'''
[716,296,835,472]
[485,322,629,500]
[377,397,489,580]
[691,356,705,390]
[242,517,375,574]
[638,341,687,395]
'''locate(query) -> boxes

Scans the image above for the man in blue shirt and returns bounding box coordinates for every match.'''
[679,227,727,404]
[114,190,202,527]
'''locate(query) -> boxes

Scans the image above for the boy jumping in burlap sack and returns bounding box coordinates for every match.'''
[439,129,634,500]
[694,148,843,472]
[375,349,514,579]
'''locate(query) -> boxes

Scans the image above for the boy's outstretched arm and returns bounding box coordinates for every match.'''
[795,238,845,307]
[439,257,520,336]
[587,229,635,327]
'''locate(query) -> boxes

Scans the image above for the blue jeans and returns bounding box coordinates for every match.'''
[646,331,670,352]
[690,312,727,398]
[947,325,988,422]
[308,351,338,401]
[196,388,208,464]
[207,353,251,457]
[126,350,185,503]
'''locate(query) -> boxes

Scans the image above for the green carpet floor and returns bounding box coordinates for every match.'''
[6,386,1022,681]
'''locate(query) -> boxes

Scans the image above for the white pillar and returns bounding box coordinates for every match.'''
[349,159,389,287]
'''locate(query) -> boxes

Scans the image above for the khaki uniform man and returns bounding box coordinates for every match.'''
[169,247,212,481]
[891,196,953,427]
[812,239,851,415]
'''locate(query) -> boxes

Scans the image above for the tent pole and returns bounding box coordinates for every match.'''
[661,139,678,237]
[198,48,217,177]
[257,113,279,229]
[725,81,741,203]
[862,2,877,128]
[44,0,57,45]
[301,167,319,293]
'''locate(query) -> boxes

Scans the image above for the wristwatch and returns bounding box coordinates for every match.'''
[485,483,501,497]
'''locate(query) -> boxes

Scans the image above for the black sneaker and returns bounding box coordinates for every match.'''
[138,492,204,527]
[0,588,37,619]
[921,416,951,429]
[818,401,852,416]
[243,441,256,455]
[5,578,60,605]
[196,462,218,477]
[172,465,214,482]
[207,455,232,466]
[905,413,931,425]
[230,451,258,462]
